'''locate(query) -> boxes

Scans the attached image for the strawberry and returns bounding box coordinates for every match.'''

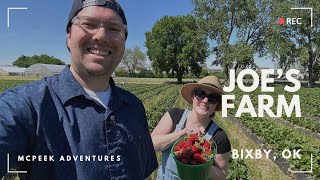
[180,148,191,159]
[193,153,207,164]
[193,153,201,159]
[203,149,214,155]
[191,145,200,154]
[173,145,180,152]
[174,134,215,165]
[202,149,215,160]
[203,140,210,150]
[199,156,207,164]
[185,140,193,146]
[175,150,186,161]
[189,133,198,143]
[177,140,185,147]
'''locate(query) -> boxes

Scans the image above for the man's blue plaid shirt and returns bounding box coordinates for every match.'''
[0,67,158,180]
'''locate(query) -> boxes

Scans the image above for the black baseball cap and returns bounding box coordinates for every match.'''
[67,0,128,38]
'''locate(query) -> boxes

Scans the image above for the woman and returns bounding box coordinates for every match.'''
[151,75,231,180]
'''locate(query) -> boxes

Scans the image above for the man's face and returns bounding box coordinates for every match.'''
[67,6,126,78]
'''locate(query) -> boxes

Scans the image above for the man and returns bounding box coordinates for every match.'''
[0,0,158,179]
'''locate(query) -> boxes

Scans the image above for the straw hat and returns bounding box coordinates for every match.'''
[181,75,225,111]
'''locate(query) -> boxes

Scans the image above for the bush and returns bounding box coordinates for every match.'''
[115,70,130,77]
[209,72,225,79]
[137,69,155,78]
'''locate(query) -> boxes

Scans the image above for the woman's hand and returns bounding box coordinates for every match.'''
[182,125,205,135]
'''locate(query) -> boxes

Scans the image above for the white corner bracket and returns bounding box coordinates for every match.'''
[7,7,28,28]
[7,153,27,173]
[291,7,313,27]
[290,154,313,174]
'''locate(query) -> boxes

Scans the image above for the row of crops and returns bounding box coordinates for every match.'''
[230,86,320,178]
[0,80,33,92]
[231,85,320,133]
[121,83,181,130]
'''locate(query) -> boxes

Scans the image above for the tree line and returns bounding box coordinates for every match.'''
[145,0,319,87]
[13,55,65,68]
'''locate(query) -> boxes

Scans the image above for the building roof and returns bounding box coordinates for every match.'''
[0,65,26,73]
[26,63,67,73]
[39,64,67,73]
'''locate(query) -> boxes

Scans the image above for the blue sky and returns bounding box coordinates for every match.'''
[0,0,274,68]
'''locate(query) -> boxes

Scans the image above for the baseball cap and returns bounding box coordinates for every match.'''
[67,0,128,38]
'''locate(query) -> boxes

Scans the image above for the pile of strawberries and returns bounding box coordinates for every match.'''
[173,134,215,165]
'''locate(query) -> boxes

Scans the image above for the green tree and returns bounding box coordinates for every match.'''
[120,46,147,75]
[192,0,273,81]
[267,0,320,87]
[13,55,31,68]
[13,54,65,68]
[145,15,209,84]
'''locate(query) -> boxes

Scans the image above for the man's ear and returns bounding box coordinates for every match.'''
[66,28,71,50]
[66,39,70,52]
[67,28,71,39]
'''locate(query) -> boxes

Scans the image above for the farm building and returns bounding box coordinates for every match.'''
[0,65,26,76]
[25,63,67,77]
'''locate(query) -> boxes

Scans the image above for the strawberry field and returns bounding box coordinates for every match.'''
[0,80,32,92]
[1,78,320,179]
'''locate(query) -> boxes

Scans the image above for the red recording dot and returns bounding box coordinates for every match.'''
[278,18,285,25]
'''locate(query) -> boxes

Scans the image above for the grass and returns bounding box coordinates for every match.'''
[214,112,292,180]
[113,77,199,84]
[0,76,40,81]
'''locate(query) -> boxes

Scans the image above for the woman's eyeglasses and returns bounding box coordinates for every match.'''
[193,89,220,104]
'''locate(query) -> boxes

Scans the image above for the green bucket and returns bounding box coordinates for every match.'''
[171,137,216,180]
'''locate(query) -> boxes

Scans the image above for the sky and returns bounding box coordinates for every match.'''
[0,0,274,69]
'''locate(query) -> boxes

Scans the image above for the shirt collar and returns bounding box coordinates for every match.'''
[55,66,131,106]
[108,77,132,110]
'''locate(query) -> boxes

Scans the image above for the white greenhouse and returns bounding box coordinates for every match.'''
[25,63,67,77]
[0,65,26,76]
